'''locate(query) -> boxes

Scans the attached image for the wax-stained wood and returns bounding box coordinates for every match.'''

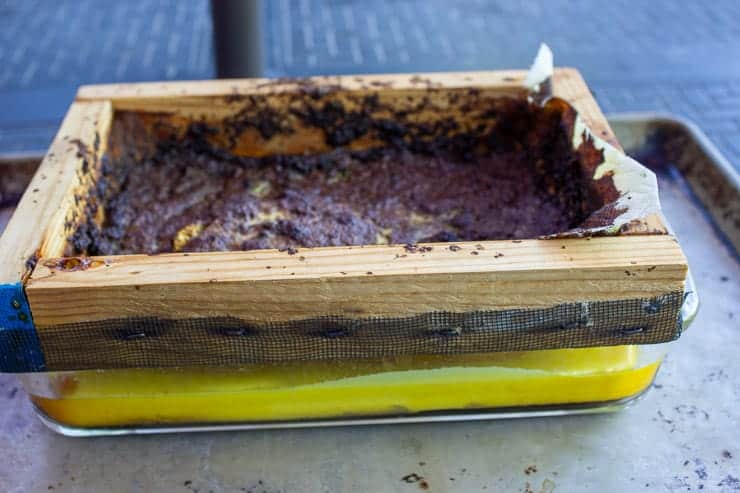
[26,236,687,327]
[3,69,625,286]
[75,69,618,147]
[550,69,619,149]
[102,83,528,161]
[0,101,112,284]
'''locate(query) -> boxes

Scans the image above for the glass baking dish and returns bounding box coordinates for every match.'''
[16,342,667,436]
[16,263,696,436]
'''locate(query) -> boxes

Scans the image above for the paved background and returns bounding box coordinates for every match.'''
[1,0,739,168]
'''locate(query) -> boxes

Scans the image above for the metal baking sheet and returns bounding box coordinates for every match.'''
[0,114,737,491]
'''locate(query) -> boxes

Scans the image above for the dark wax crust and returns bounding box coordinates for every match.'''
[70,95,605,255]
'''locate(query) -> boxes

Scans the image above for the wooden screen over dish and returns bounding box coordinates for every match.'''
[0,70,687,372]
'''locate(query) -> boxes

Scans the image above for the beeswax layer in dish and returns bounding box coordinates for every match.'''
[30,345,660,428]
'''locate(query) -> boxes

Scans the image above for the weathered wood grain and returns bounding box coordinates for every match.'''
[27,236,687,326]
[0,101,112,284]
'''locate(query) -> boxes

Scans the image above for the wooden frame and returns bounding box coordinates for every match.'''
[27,235,685,325]
[0,69,688,371]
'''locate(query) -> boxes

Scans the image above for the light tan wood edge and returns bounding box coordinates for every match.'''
[0,101,112,284]
[26,236,687,327]
[75,70,528,100]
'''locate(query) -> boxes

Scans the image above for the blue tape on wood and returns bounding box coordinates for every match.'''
[0,282,45,372]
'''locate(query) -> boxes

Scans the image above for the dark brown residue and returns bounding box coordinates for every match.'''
[69,138,91,160]
[68,90,612,256]
[24,251,40,277]
[43,257,104,272]
[404,244,433,254]
[402,473,424,484]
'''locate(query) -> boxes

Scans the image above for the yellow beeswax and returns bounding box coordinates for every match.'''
[32,345,660,428]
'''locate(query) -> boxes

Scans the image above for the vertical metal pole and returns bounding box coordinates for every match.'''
[210,0,264,78]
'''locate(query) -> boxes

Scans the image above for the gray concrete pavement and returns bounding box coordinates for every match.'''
[1,0,739,168]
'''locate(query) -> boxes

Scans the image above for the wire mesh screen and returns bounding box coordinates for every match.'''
[31,291,684,371]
